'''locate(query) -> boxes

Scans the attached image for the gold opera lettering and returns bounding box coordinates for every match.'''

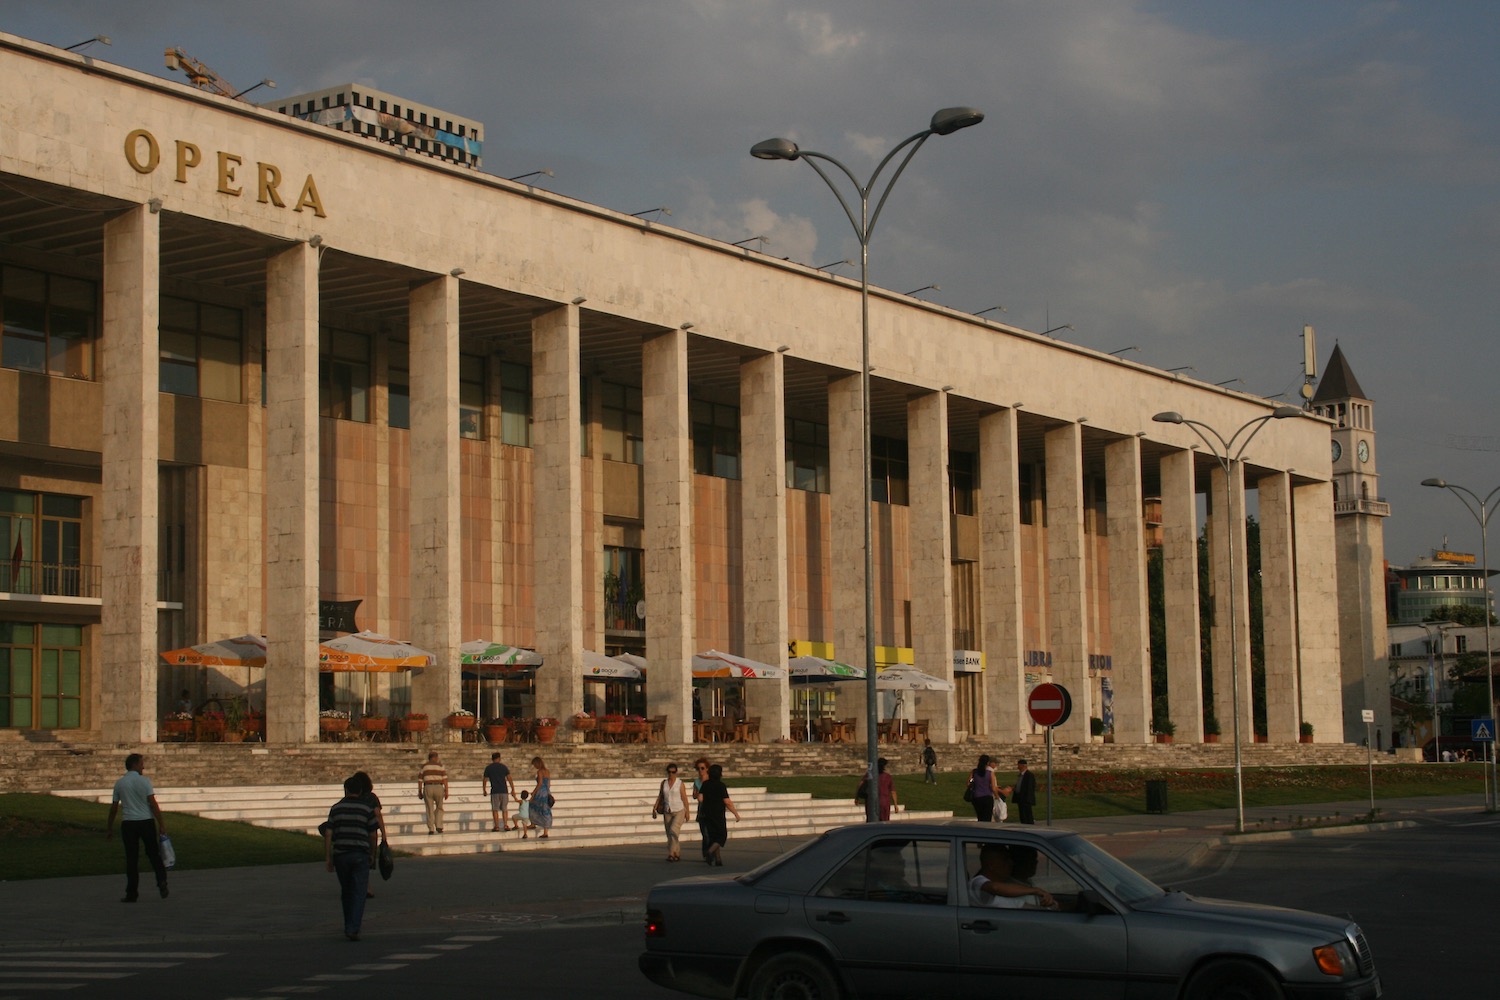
[124,129,326,218]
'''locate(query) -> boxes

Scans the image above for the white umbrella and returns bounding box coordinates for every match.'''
[460,640,545,719]
[787,655,865,679]
[583,649,644,680]
[613,653,649,673]
[875,665,955,691]
[691,649,787,679]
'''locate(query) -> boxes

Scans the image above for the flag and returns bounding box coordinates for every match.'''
[8,535,20,588]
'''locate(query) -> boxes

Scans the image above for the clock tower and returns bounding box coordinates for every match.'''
[1312,344,1391,745]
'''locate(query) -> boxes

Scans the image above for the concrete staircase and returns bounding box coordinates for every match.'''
[51,778,953,856]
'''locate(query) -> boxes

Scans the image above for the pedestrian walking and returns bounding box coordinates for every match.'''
[1013,757,1037,825]
[528,756,553,839]
[323,774,379,941]
[105,753,169,903]
[482,752,517,832]
[921,739,938,784]
[418,751,448,834]
[697,763,740,866]
[652,762,691,861]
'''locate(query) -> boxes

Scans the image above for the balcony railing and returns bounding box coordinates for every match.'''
[604,598,644,632]
[1334,497,1391,516]
[1,559,100,599]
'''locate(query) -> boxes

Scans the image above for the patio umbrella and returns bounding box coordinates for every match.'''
[583,649,644,680]
[613,653,649,673]
[787,656,864,741]
[160,634,267,668]
[874,665,955,691]
[320,631,437,715]
[460,640,544,719]
[691,649,787,679]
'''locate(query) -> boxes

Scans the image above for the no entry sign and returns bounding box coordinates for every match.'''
[1028,682,1072,728]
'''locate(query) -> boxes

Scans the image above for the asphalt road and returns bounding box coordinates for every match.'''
[2,812,1493,998]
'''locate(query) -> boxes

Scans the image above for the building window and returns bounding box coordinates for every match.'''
[1457,636,1469,654]
[601,382,643,465]
[319,326,370,422]
[691,400,740,479]
[499,361,531,446]
[603,545,645,629]
[159,296,242,401]
[950,449,976,516]
[1019,463,1038,525]
[786,418,829,493]
[871,435,909,506]
[0,621,84,729]
[1,266,96,380]
[2,490,85,598]
[580,376,591,457]
[387,339,409,430]
[459,354,485,440]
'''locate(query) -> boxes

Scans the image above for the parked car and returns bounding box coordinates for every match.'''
[639,821,1379,1000]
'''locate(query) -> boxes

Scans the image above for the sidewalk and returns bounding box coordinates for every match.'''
[0,794,1478,949]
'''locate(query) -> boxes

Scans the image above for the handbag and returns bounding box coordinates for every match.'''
[548,794,556,808]
[653,782,667,816]
[378,839,394,880]
[962,783,974,803]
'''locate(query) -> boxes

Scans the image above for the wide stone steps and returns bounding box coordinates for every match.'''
[52,779,953,856]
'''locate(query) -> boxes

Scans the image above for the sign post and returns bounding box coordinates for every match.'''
[1361,709,1375,815]
[1473,718,1495,808]
[1027,683,1072,826]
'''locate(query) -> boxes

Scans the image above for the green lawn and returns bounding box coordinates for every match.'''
[0,793,323,882]
[728,763,1488,820]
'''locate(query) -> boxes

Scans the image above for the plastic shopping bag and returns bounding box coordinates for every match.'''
[158,833,177,869]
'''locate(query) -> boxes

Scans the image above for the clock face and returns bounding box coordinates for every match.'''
[1358,440,1370,463]
[1331,440,1342,462]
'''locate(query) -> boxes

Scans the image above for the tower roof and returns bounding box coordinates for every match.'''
[1312,343,1369,402]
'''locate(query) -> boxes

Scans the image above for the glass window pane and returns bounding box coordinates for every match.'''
[51,275,95,312]
[388,382,410,429]
[0,491,36,515]
[48,310,92,379]
[160,359,197,396]
[10,698,31,727]
[161,329,196,362]
[60,699,80,728]
[160,296,197,329]
[11,650,32,693]
[40,624,82,645]
[3,266,45,300]
[200,335,241,402]
[200,304,241,337]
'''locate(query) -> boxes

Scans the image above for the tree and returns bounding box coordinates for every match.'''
[1425,604,1497,627]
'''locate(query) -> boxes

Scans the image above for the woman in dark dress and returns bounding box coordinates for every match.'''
[696,763,740,866]
[967,753,997,822]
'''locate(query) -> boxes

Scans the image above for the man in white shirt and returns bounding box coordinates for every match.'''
[968,844,1053,909]
[105,753,169,903]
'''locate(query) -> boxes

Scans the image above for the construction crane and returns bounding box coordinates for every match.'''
[163,48,273,101]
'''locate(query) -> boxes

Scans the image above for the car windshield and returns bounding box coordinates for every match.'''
[1052,834,1164,905]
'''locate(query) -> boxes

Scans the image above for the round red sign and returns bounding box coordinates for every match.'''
[1027,682,1071,727]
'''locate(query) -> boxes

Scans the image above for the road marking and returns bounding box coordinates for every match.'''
[381,953,438,960]
[307,974,369,982]
[345,964,406,971]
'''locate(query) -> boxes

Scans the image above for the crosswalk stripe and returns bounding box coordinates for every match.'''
[1,953,221,960]
[0,972,132,979]
[0,962,179,969]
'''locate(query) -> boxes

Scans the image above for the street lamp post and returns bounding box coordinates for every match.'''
[753,108,984,821]
[1417,620,1457,767]
[1421,478,1500,811]
[1153,405,1302,833]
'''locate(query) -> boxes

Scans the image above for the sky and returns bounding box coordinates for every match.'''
[6,0,1500,564]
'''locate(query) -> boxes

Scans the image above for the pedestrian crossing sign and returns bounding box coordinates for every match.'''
[1473,719,1495,743]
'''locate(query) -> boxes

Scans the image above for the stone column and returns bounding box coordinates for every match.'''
[908,392,955,740]
[643,329,694,742]
[407,276,463,721]
[1044,423,1090,741]
[1259,471,1300,742]
[979,409,1025,741]
[828,374,869,722]
[1160,449,1203,742]
[1105,437,1150,744]
[99,205,159,743]
[1294,481,1343,740]
[1208,465,1253,740]
[264,242,320,745]
[532,304,586,725]
[740,352,789,741]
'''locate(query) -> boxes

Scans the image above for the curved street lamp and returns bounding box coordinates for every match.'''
[1421,477,1500,811]
[1153,405,1302,833]
[753,107,984,820]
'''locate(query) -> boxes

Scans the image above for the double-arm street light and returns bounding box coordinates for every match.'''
[752,107,984,820]
[1421,478,1500,811]
[1153,405,1302,833]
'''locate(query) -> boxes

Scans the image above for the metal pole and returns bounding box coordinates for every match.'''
[1045,724,1053,826]
[1366,718,1374,816]
[1482,509,1495,811]
[1224,455,1245,834]
[861,200,878,823]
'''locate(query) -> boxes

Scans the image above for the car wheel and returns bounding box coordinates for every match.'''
[1183,958,1284,1000]
[747,952,842,1000]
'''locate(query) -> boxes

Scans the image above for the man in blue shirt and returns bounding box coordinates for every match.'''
[105,753,169,903]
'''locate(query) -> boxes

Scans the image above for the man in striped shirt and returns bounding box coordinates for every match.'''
[323,774,379,941]
[418,751,448,834]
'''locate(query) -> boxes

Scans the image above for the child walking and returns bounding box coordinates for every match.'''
[516,790,534,839]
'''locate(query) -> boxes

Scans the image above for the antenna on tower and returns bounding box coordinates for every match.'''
[1299,324,1317,403]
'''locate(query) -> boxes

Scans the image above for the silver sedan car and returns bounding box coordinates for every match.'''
[639,821,1380,1000]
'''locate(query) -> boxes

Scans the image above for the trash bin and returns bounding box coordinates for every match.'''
[1145,779,1168,814]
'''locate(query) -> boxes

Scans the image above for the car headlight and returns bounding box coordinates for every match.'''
[1312,940,1356,976]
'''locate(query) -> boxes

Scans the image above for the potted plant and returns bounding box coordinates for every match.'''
[1254,722,1268,743]
[358,711,388,733]
[599,713,626,739]
[1153,718,1175,744]
[223,700,246,743]
[1299,720,1315,744]
[196,709,227,739]
[533,717,559,743]
[1203,711,1221,744]
[241,707,265,738]
[604,570,622,627]
[398,712,429,734]
[446,708,476,730]
[161,711,193,739]
[1089,716,1105,743]
[624,713,650,739]
[318,709,351,734]
[571,711,596,733]
[484,717,510,743]
[624,578,645,625]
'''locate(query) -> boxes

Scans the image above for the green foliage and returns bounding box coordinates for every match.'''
[1425,604,1496,627]
[0,794,324,882]
[1203,710,1221,736]
[1300,720,1314,737]
[1090,716,1106,736]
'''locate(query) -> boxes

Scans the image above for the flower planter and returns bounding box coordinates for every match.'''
[534,724,557,744]
[161,719,192,737]
[319,718,350,734]
[1299,735,1314,744]
[359,717,388,733]
[599,719,625,737]
[446,715,476,730]
[571,717,596,733]
[1154,734,1173,744]
[1203,734,1220,743]
[398,718,430,734]
[484,724,509,743]
[242,718,265,736]
[223,730,245,743]
[1254,734,1268,743]
[624,721,650,739]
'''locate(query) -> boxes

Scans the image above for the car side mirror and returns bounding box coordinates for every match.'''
[1076,888,1115,916]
